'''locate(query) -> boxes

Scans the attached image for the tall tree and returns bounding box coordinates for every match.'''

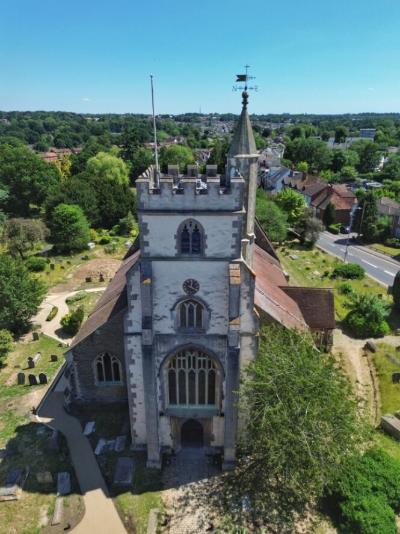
[275,188,306,225]
[236,325,366,528]
[48,204,90,253]
[87,151,129,186]
[0,254,45,334]
[159,144,195,172]
[2,218,48,259]
[256,193,287,242]
[334,125,348,144]
[295,208,324,246]
[322,202,336,227]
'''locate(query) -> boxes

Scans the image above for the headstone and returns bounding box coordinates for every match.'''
[392,372,400,384]
[48,430,60,451]
[105,439,116,452]
[147,508,160,534]
[17,373,25,385]
[32,331,40,341]
[36,471,53,484]
[52,497,63,525]
[38,373,48,384]
[113,457,134,486]
[115,435,127,452]
[27,357,35,369]
[33,352,41,364]
[99,273,105,282]
[0,468,26,501]
[381,414,400,440]
[95,438,106,455]
[50,263,55,270]
[28,374,38,386]
[83,421,95,436]
[289,254,299,260]
[85,276,92,283]
[57,472,71,496]
[364,341,377,353]
[50,354,58,362]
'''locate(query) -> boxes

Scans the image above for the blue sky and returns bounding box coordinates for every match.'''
[1,0,400,114]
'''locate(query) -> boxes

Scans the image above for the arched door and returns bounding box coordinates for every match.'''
[181,419,204,447]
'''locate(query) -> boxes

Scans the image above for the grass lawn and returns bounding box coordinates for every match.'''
[77,406,163,534]
[277,241,393,324]
[371,343,400,415]
[66,290,104,317]
[369,242,400,260]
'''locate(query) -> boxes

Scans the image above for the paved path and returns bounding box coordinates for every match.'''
[33,287,105,343]
[162,447,220,533]
[318,231,400,287]
[37,388,126,534]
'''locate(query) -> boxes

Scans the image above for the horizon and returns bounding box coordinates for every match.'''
[2,0,400,115]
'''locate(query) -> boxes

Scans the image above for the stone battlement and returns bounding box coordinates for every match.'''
[136,166,245,211]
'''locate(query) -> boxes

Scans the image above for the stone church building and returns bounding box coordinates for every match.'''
[65,93,335,469]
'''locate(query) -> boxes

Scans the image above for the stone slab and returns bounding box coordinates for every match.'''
[36,471,53,484]
[147,508,159,534]
[381,414,400,440]
[83,421,95,436]
[113,457,134,486]
[0,468,27,501]
[33,352,41,364]
[115,435,127,452]
[51,497,63,525]
[57,472,71,496]
[95,438,106,455]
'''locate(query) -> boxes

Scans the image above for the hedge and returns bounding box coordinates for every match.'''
[331,263,365,280]
[46,306,58,322]
[25,256,47,272]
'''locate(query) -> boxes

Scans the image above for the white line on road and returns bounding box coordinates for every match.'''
[361,259,378,268]
[339,248,346,252]
[384,270,396,276]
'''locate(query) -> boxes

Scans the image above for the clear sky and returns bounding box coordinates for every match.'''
[1,0,400,114]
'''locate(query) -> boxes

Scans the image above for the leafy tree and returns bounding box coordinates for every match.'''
[295,208,324,246]
[53,154,72,179]
[2,218,48,259]
[118,211,137,236]
[352,140,381,173]
[0,254,45,334]
[353,191,380,241]
[284,137,332,171]
[345,293,390,337]
[0,329,13,362]
[322,202,336,227]
[87,151,129,186]
[331,150,347,172]
[391,270,400,310]
[236,325,366,527]
[61,306,84,336]
[297,161,309,173]
[48,204,90,253]
[334,125,348,144]
[89,176,136,228]
[207,137,230,173]
[340,165,357,181]
[275,188,306,225]
[129,147,153,181]
[381,154,400,181]
[255,192,287,242]
[0,144,60,216]
[159,144,194,172]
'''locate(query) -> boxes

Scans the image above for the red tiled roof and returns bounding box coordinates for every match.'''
[281,286,335,329]
[312,187,356,211]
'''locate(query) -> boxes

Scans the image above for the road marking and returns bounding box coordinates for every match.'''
[361,259,377,268]
[384,270,396,276]
[339,248,346,252]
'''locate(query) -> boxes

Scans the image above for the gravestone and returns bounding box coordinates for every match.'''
[48,430,60,451]
[0,468,26,501]
[50,263,55,270]
[33,352,41,364]
[36,471,53,484]
[17,373,25,385]
[95,438,106,455]
[113,457,134,486]
[83,421,95,436]
[85,276,92,283]
[52,497,64,525]
[50,354,58,362]
[27,357,34,369]
[364,341,377,353]
[99,273,105,282]
[38,373,48,384]
[28,374,38,386]
[115,435,127,452]
[381,414,400,440]
[57,472,71,495]
[392,372,400,384]
[32,331,40,341]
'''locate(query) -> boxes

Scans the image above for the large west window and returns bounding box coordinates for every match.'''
[179,219,203,255]
[166,349,219,407]
[178,299,204,329]
[95,353,122,384]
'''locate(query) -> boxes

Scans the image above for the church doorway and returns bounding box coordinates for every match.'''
[181,419,204,447]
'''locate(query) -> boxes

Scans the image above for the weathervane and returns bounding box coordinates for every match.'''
[232,65,257,108]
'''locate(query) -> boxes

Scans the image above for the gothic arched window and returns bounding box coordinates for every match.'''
[178,300,204,329]
[179,219,203,255]
[95,353,122,384]
[166,349,219,407]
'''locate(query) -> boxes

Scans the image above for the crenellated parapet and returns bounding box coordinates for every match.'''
[136,165,245,212]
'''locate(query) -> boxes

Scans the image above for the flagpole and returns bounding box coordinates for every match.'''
[150,74,160,189]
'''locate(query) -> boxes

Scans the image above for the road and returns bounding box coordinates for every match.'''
[317,231,400,287]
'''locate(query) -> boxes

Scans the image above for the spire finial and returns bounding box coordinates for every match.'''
[242,90,249,109]
[233,65,257,109]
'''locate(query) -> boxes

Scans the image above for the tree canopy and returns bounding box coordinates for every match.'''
[256,192,287,242]
[275,188,307,225]
[86,151,129,186]
[48,203,90,253]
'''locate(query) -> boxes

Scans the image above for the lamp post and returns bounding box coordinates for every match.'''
[344,204,362,263]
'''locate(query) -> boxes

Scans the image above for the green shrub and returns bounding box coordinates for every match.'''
[328,223,341,235]
[338,282,353,295]
[46,306,58,321]
[66,291,87,304]
[104,243,117,254]
[385,237,400,249]
[340,494,396,534]
[60,306,84,336]
[332,263,365,280]
[25,256,47,272]
[0,329,13,361]
[344,293,390,338]
[98,235,111,245]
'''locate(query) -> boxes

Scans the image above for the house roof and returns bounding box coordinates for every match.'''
[377,197,400,216]
[312,185,356,211]
[69,250,140,348]
[281,286,335,329]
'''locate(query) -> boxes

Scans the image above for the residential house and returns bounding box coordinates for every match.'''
[377,197,400,238]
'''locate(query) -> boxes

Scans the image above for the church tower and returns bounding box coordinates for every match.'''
[122,92,259,468]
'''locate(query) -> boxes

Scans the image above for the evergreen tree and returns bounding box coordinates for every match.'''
[48,204,90,253]
[392,271,400,310]
[322,202,336,227]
